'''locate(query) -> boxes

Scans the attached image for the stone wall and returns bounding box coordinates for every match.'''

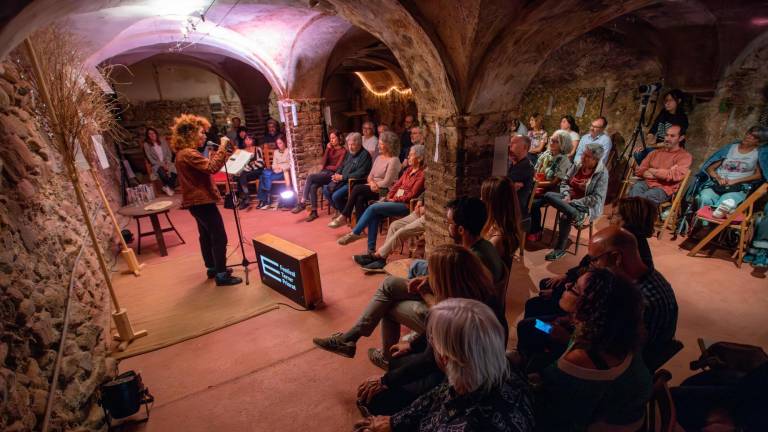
[1,57,118,430]
[282,99,325,193]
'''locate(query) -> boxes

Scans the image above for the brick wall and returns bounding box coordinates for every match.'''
[281,99,325,193]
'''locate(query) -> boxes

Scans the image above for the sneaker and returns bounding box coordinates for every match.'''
[215,273,243,286]
[353,253,377,266]
[291,203,305,214]
[257,202,271,210]
[574,212,589,228]
[338,232,364,245]
[362,259,387,273]
[305,211,318,222]
[367,348,389,371]
[526,232,542,243]
[328,215,347,228]
[312,332,356,358]
[162,186,175,197]
[545,249,567,261]
[207,268,233,279]
[713,199,736,219]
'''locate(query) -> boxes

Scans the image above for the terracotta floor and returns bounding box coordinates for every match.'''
[116,202,768,431]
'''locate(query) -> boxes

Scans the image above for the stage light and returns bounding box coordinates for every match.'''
[280,190,295,199]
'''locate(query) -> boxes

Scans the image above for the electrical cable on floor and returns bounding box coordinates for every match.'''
[41,202,104,432]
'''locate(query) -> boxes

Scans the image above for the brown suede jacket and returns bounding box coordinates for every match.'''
[175,147,233,208]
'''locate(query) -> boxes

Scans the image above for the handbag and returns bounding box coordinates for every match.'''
[99,370,154,428]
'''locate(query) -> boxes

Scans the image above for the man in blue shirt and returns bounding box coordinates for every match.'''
[574,116,612,165]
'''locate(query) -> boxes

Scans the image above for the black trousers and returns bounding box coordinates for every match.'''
[237,169,262,201]
[342,184,380,219]
[188,203,228,274]
[157,167,177,189]
[301,171,333,210]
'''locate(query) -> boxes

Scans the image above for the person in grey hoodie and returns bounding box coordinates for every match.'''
[536,143,609,261]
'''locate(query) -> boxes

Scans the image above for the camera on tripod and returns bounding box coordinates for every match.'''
[638,82,662,96]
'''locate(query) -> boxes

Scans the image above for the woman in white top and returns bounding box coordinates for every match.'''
[143,127,177,196]
[362,121,379,157]
[329,131,402,227]
[236,135,265,209]
[257,135,292,208]
[559,115,582,158]
[527,112,549,161]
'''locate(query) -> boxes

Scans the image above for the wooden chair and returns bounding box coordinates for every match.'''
[617,158,637,200]
[657,170,692,239]
[641,369,677,432]
[688,183,768,268]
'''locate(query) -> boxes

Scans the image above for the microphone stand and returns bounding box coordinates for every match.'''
[211,141,252,285]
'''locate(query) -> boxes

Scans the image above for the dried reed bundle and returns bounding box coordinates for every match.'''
[27,24,119,171]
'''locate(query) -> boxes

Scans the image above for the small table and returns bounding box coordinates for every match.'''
[118,197,185,257]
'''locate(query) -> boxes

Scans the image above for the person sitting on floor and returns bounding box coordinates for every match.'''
[235,135,265,209]
[256,134,292,209]
[328,131,401,228]
[322,132,373,216]
[507,134,536,220]
[291,128,346,221]
[313,197,504,364]
[628,124,692,205]
[171,114,241,286]
[694,125,768,217]
[336,145,425,253]
[355,245,509,417]
[480,176,524,267]
[353,194,426,273]
[528,143,609,261]
[143,126,177,197]
[353,298,534,432]
[533,130,573,195]
[573,116,612,165]
[532,268,651,432]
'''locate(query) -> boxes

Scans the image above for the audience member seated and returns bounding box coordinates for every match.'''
[336,145,425,253]
[352,299,535,432]
[518,227,677,372]
[235,135,264,209]
[235,126,248,149]
[559,115,581,158]
[328,131,401,228]
[143,126,177,196]
[362,121,379,157]
[527,112,549,162]
[480,176,524,267]
[510,117,528,137]
[322,132,373,215]
[400,126,424,171]
[628,124,692,205]
[256,134,291,209]
[533,268,651,431]
[355,246,508,416]
[225,116,241,144]
[744,201,768,267]
[574,116,612,165]
[532,130,573,198]
[291,128,346,221]
[529,144,608,261]
[314,197,504,364]
[635,89,689,164]
[507,135,536,220]
[262,118,281,149]
[353,194,426,272]
[399,115,415,163]
[608,196,658,269]
[377,123,389,138]
[694,126,767,217]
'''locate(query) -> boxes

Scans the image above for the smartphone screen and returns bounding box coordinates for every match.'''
[535,319,553,334]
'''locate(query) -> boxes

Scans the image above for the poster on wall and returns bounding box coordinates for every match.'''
[491,134,510,176]
[323,105,332,126]
[575,96,587,117]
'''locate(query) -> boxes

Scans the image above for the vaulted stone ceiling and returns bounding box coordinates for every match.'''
[2,0,768,116]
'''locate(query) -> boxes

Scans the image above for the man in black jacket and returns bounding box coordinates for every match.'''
[322,132,373,214]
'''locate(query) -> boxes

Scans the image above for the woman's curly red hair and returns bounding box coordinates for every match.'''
[171,114,210,152]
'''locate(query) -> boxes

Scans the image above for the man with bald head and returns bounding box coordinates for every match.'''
[507,134,535,217]
[517,226,677,369]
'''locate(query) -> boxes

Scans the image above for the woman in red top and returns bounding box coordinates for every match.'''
[337,145,426,254]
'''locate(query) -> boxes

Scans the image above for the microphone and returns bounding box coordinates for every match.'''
[206,137,233,152]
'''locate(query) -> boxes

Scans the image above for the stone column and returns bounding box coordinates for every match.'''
[280,98,325,193]
[421,112,510,251]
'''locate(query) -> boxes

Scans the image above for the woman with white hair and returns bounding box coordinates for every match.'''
[362,121,379,157]
[529,143,609,261]
[337,145,426,254]
[353,298,534,432]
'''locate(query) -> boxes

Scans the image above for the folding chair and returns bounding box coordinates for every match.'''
[550,211,595,255]
[641,369,677,432]
[657,171,692,239]
[688,201,756,268]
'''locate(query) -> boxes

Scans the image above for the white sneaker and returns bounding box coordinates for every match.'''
[712,198,736,218]
[162,186,175,196]
[328,215,346,228]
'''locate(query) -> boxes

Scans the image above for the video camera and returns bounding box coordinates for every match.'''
[638,82,662,96]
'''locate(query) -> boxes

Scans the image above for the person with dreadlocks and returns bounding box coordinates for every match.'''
[172,114,242,286]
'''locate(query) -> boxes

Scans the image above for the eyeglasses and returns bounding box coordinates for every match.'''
[590,124,604,130]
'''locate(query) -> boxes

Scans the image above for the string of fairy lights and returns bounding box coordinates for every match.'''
[354,72,412,98]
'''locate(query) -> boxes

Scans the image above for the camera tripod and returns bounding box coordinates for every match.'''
[617,90,659,196]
